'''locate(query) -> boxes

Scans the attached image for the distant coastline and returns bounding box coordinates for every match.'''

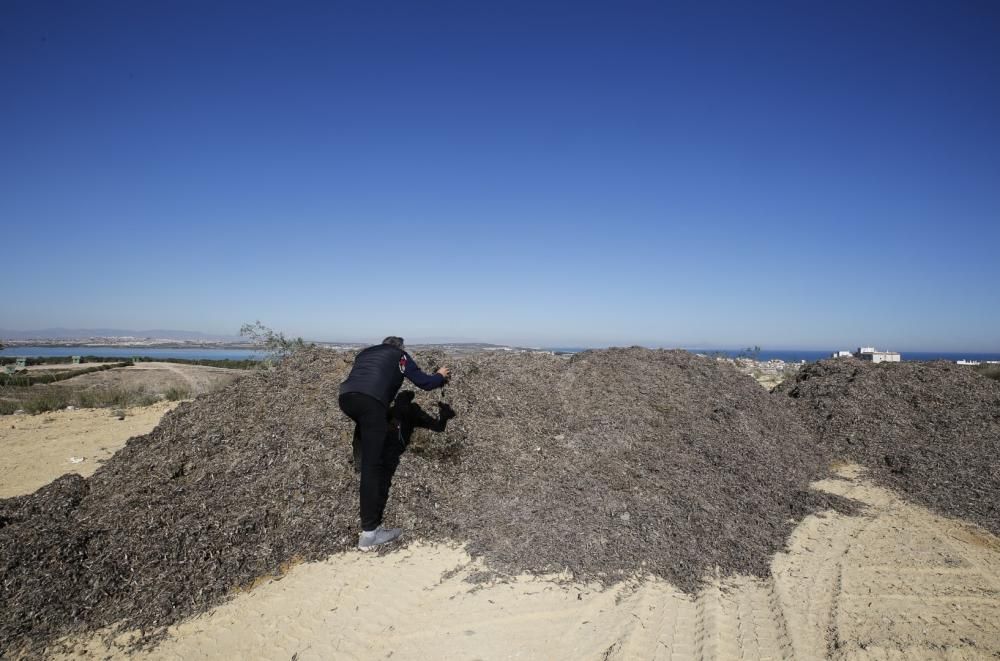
[0,341,256,350]
[683,348,1000,364]
[0,346,266,362]
[2,343,998,365]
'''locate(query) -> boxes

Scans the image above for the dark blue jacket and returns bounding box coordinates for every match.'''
[339,344,445,406]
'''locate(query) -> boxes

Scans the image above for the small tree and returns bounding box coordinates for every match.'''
[239,321,309,358]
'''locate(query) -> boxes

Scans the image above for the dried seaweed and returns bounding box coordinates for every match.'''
[2,347,855,655]
[778,358,1000,535]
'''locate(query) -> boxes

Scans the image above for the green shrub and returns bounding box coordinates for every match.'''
[22,392,72,414]
[59,386,159,410]
[75,390,99,408]
[103,387,158,408]
[164,386,191,401]
[240,320,309,357]
[0,400,19,415]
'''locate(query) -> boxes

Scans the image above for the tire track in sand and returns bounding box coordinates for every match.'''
[56,466,1000,660]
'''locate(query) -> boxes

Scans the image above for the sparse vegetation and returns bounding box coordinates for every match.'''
[104,387,159,409]
[130,357,259,369]
[164,386,191,401]
[1,355,120,366]
[239,321,310,358]
[17,391,73,415]
[0,384,161,415]
[74,390,99,409]
[0,355,241,415]
[975,363,1000,381]
[0,362,131,387]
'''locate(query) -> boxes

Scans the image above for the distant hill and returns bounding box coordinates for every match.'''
[0,328,242,342]
[0,330,551,354]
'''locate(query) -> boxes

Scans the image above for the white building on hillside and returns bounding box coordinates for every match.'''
[855,347,901,363]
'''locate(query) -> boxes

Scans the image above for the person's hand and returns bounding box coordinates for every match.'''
[436,366,451,380]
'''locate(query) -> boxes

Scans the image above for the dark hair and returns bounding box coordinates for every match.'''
[382,336,405,349]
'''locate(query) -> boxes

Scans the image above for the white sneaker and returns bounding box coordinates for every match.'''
[358,525,402,551]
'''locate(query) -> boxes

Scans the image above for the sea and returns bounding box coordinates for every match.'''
[0,346,264,361]
[546,348,1000,363]
[3,345,999,364]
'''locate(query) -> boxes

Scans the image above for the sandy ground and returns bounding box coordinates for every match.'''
[4,409,998,659]
[0,402,179,498]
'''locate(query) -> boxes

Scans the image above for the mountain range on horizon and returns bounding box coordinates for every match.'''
[2,330,996,356]
[0,328,244,342]
[0,328,516,348]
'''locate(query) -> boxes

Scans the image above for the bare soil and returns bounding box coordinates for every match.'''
[0,402,179,498]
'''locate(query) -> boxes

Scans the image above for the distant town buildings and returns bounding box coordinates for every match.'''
[855,347,901,363]
[829,349,998,366]
[830,347,902,362]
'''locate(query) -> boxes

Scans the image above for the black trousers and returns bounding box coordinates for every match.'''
[338,392,404,531]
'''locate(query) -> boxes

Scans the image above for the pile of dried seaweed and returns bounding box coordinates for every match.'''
[778,358,1000,535]
[1,347,850,655]
[396,348,852,587]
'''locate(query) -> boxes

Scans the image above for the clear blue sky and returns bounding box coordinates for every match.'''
[2,1,998,350]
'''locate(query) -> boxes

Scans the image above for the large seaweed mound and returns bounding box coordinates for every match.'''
[1,347,847,655]
[778,358,1000,535]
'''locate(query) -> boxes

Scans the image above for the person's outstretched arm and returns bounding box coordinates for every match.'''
[401,352,450,390]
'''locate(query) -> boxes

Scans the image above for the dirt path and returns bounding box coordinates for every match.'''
[55,465,1000,660]
[65,362,242,395]
[128,362,222,391]
[789,466,1000,659]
